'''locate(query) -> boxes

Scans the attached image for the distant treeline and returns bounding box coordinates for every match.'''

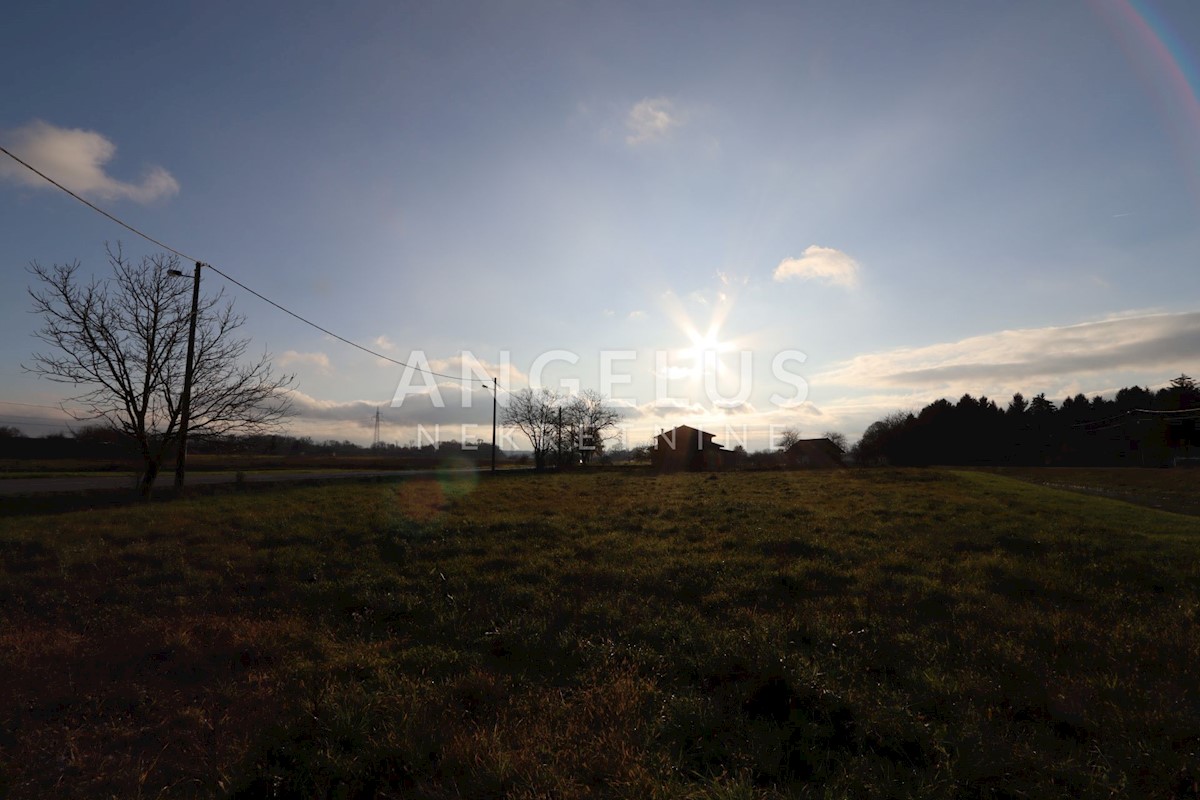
[191,434,505,459]
[853,374,1200,467]
[0,427,505,462]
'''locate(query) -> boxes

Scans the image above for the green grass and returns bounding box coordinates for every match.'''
[1,468,1198,798]
[971,465,1200,517]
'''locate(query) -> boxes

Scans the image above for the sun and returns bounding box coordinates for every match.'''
[680,324,735,361]
[672,319,743,383]
[658,282,751,381]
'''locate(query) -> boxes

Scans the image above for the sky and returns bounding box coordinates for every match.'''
[2,0,1200,451]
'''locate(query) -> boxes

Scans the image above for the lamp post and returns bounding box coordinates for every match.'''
[483,377,497,472]
[167,262,202,488]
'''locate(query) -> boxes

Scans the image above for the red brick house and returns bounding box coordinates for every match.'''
[651,425,735,471]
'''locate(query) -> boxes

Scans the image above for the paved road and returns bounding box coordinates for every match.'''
[0,468,492,496]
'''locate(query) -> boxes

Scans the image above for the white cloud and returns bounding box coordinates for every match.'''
[816,311,1200,396]
[626,98,679,145]
[628,309,646,319]
[0,120,179,203]
[773,246,861,288]
[278,351,332,372]
[656,364,697,381]
[373,335,397,352]
[426,354,528,387]
[627,398,712,418]
[288,387,496,429]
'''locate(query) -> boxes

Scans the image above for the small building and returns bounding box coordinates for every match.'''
[651,425,735,472]
[784,438,845,469]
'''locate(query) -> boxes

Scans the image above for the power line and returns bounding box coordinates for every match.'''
[0,400,67,410]
[0,145,198,262]
[1075,406,1200,429]
[201,262,478,382]
[0,144,487,385]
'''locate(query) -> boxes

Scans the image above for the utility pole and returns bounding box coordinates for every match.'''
[372,407,381,448]
[172,261,202,488]
[491,376,497,473]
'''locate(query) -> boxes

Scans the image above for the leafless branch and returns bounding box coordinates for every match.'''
[25,245,294,494]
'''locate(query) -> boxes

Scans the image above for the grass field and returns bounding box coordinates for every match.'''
[976,465,1200,518]
[1,469,1198,798]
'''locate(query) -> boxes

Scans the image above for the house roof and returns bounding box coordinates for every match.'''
[656,424,705,437]
[786,437,844,454]
[655,425,723,448]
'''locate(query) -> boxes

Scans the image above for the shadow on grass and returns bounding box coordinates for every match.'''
[0,470,531,519]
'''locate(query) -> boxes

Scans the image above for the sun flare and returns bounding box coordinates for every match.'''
[679,324,735,361]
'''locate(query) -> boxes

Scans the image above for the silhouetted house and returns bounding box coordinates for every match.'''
[784,438,845,469]
[652,425,734,471]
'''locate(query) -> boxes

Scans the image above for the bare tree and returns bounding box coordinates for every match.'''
[502,387,562,471]
[26,246,294,495]
[778,426,802,451]
[564,389,622,465]
[821,431,848,452]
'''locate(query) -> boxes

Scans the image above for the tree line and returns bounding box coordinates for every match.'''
[853,374,1200,467]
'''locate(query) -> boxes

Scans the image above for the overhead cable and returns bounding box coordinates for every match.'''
[0,145,487,384]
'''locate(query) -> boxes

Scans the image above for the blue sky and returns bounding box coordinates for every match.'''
[3,1,1200,449]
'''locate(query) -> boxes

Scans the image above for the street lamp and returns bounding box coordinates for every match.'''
[482,377,497,472]
[167,262,202,488]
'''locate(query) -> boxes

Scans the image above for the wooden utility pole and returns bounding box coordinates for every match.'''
[491,376,497,473]
[174,262,202,488]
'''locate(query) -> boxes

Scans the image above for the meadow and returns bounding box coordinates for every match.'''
[1,468,1198,798]
[978,465,1200,518]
